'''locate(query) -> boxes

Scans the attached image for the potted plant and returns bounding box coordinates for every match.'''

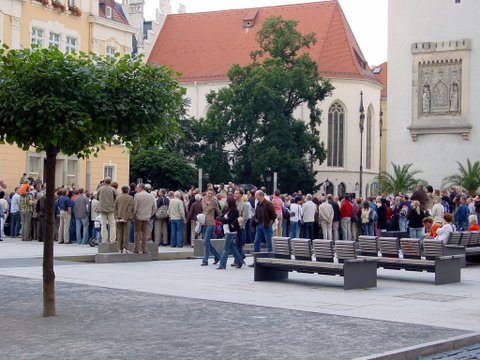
[52,0,66,12]
[68,4,82,16]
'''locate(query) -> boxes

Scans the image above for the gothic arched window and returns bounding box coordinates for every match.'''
[327,102,345,167]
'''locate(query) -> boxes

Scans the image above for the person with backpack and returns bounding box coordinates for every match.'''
[360,201,373,236]
[398,195,411,232]
[154,189,170,246]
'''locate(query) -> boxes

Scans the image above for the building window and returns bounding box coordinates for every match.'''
[31,28,44,48]
[106,45,117,58]
[106,6,113,18]
[28,156,42,179]
[366,106,373,170]
[454,0,461,3]
[103,164,116,180]
[327,102,345,168]
[66,37,78,52]
[49,33,61,49]
[67,159,77,186]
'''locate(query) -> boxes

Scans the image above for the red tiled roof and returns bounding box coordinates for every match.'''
[373,62,387,98]
[99,0,129,25]
[148,1,379,83]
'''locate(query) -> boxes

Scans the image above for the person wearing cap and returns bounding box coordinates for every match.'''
[96,177,117,244]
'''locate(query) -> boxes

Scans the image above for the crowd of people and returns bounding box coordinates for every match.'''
[1,176,480,266]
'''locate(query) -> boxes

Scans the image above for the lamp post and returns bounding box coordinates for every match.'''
[266,173,272,195]
[379,101,383,175]
[359,91,365,198]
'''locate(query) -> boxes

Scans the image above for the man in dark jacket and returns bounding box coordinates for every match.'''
[252,190,276,253]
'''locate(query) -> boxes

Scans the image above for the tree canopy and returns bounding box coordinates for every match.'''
[184,16,333,193]
[377,163,424,195]
[0,46,184,316]
[442,159,480,196]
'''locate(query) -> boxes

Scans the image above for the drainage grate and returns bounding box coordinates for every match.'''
[399,292,466,302]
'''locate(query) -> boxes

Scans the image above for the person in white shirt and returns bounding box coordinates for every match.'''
[302,194,317,240]
[318,198,334,240]
[289,196,303,238]
[435,213,456,244]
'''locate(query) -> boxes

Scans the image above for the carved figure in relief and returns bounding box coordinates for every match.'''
[450,83,459,112]
[422,84,431,113]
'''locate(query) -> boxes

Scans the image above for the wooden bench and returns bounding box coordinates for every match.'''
[254,237,377,290]
[372,238,463,285]
[357,236,378,256]
[445,231,480,264]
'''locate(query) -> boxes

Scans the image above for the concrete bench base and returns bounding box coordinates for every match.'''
[254,253,378,290]
[95,252,152,263]
[193,238,225,257]
[98,242,159,260]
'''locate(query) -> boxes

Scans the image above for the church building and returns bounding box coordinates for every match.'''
[148,0,382,197]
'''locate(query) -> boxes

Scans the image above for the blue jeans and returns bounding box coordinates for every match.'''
[254,224,273,252]
[398,217,408,232]
[304,222,314,240]
[218,232,244,268]
[289,221,300,238]
[170,219,183,247]
[10,212,21,236]
[282,218,288,237]
[409,227,424,239]
[362,223,373,236]
[234,229,245,260]
[202,224,221,264]
[76,217,90,244]
[244,219,252,244]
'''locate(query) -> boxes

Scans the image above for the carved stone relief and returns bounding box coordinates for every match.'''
[409,39,471,141]
[418,60,462,116]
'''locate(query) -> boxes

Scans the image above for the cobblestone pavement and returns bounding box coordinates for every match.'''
[0,274,470,360]
[419,343,480,359]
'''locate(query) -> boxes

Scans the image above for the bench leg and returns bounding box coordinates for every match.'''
[254,265,289,281]
[435,258,462,285]
[343,261,377,290]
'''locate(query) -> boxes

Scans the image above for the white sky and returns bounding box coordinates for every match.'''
[143,0,388,66]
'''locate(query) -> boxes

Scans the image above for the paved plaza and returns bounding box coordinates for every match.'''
[1,238,480,359]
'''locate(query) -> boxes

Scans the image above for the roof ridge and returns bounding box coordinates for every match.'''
[167,0,336,16]
[328,2,377,81]
[318,2,337,59]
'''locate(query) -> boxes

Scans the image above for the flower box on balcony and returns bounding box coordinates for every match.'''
[68,4,82,16]
[52,0,66,12]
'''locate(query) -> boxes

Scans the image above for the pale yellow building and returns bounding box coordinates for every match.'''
[373,62,388,174]
[0,0,142,191]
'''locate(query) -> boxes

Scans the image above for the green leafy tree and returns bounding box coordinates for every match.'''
[377,163,424,195]
[130,146,197,190]
[442,159,480,196]
[195,16,333,192]
[0,46,184,316]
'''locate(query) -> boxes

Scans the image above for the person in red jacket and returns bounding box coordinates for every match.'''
[340,195,353,240]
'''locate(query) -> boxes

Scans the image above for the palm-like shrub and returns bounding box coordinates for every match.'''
[377,163,423,195]
[442,159,480,196]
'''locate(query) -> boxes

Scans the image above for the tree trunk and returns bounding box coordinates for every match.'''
[43,145,58,317]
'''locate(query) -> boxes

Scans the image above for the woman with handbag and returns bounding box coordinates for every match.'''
[217,196,245,269]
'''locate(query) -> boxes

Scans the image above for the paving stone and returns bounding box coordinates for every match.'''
[0,275,468,360]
